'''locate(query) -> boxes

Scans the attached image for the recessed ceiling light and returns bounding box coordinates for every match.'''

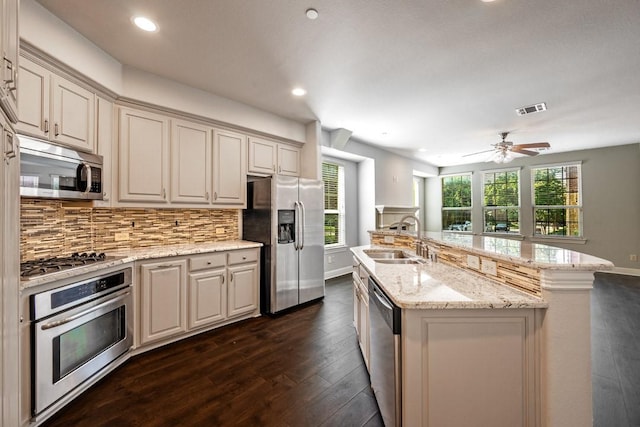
[306,8,319,20]
[418,148,427,152]
[481,0,497,2]
[132,16,158,32]
[292,87,307,96]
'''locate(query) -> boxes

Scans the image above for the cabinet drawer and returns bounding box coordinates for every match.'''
[228,249,259,265]
[190,253,226,271]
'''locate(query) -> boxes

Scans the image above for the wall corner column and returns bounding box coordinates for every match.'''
[539,269,595,427]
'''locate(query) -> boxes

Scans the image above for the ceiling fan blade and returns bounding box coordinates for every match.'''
[462,149,495,157]
[512,142,550,149]
[511,148,540,156]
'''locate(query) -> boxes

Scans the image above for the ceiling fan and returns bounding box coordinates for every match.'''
[464,132,551,163]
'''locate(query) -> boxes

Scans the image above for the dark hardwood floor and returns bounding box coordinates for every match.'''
[592,272,640,427]
[42,276,383,427]
[41,272,640,427]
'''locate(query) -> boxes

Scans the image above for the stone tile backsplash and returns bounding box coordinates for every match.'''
[21,199,240,261]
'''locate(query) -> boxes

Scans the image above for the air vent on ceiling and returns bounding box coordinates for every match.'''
[516,102,547,116]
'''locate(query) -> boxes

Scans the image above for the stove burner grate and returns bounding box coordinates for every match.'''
[20,252,107,278]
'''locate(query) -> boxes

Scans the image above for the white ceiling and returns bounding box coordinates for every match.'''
[36,0,640,166]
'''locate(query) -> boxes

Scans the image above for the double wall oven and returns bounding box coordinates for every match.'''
[25,259,133,417]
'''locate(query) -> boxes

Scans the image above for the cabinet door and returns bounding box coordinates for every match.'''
[51,75,95,152]
[212,129,246,206]
[277,144,300,176]
[0,0,19,123]
[118,108,170,202]
[227,263,258,318]
[248,137,276,175]
[359,287,370,368]
[188,268,226,329]
[171,119,212,204]
[16,57,50,139]
[94,96,113,204]
[140,260,187,345]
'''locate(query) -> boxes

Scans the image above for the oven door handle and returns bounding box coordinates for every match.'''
[40,290,130,331]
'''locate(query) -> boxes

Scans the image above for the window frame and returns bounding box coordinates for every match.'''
[530,161,583,239]
[322,161,346,248]
[441,172,473,232]
[481,167,521,235]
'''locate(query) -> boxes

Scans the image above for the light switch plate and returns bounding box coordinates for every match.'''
[114,232,129,241]
[481,259,498,276]
[384,235,395,244]
[215,227,225,235]
[466,255,480,269]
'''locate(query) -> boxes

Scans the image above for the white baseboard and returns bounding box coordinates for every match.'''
[604,267,640,277]
[324,266,352,280]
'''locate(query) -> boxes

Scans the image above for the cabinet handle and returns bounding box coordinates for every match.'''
[279,165,282,173]
[222,275,225,284]
[214,192,217,200]
[54,123,60,136]
[4,132,15,161]
[44,119,49,133]
[205,192,209,200]
[163,188,166,199]
[230,272,234,282]
[156,264,174,269]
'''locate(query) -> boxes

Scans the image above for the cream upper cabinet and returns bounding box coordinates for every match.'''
[139,259,188,346]
[0,0,19,123]
[248,137,276,174]
[118,107,170,203]
[17,56,95,152]
[248,137,301,177]
[277,144,301,176]
[171,119,212,204]
[212,129,246,207]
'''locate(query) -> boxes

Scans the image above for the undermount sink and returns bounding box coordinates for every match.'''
[363,249,410,259]
[374,258,422,265]
[363,249,423,265]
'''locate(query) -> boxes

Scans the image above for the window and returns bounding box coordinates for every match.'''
[441,174,472,231]
[482,169,520,234]
[532,163,582,237]
[323,162,345,246]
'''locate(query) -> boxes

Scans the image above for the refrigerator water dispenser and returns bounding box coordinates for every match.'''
[277,210,295,243]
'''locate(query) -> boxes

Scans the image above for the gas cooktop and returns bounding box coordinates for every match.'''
[20,252,110,279]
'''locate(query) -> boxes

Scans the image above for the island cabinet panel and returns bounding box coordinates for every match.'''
[402,309,538,427]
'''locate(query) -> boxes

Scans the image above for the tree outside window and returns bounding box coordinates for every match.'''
[441,174,472,231]
[532,164,582,237]
[483,169,520,234]
[323,162,345,246]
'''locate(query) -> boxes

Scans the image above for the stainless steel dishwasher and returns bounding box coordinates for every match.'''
[368,276,401,427]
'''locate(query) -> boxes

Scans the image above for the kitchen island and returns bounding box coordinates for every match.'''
[352,232,613,427]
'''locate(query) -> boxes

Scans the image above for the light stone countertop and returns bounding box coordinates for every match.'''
[21,240,262,289]
[372,230,614,271]
[352,245,548,310]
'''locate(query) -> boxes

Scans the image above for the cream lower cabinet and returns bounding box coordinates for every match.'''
[139,248,259,347]
[139,259,188,345]
[188,252,227,329]
[227,249,259,318]
[352,259,370,369]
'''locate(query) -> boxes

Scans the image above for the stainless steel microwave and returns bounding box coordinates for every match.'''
[19,135,104,200]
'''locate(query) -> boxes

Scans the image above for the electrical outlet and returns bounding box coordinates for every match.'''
[630,254,638,262]
[114,232,130,241]
[215,227,225,235]
[481,259,497,276]
[466,255,480,269]
[384,235,395,244]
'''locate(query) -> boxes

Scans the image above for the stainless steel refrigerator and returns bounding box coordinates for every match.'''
[243,176,325,314]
